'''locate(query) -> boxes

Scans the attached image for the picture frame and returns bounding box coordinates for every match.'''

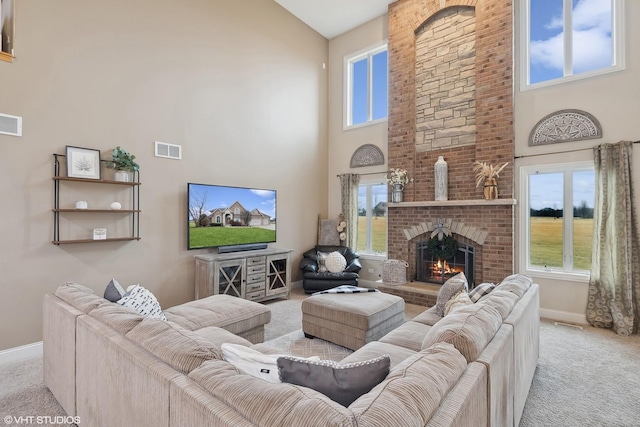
[66,146,101,180]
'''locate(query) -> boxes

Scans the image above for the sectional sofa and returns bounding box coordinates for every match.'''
[43,274,539,427]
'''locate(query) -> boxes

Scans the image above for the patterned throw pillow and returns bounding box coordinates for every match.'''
[317,251,330,272]
[325,251,347,273]
[117,285,166,320]
[434,272,468,317]
[468,282,496,303]
[277,354,390,407]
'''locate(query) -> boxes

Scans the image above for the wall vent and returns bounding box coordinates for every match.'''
[0,113,22,137]
[155,141,181,159]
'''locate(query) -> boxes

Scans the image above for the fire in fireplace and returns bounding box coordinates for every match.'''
[416,240,475,286]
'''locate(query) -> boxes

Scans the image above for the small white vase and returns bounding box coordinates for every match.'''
[434,155,448,201]
[114,170,132,182]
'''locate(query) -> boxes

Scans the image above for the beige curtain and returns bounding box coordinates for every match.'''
[586,141,640,335]
[339,173,360,250]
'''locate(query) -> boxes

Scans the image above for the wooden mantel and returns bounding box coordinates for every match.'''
[388,199,517,208]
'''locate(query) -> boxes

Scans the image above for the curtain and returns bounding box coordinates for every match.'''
[586,141,640,335]
[339,173,360,250]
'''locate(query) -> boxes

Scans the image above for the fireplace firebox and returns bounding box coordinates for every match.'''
[416,240,475,286]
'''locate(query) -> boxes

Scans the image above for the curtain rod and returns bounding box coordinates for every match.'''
[514,140,640,160]
[336,171,386,177]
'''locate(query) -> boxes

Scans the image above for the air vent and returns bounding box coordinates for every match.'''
[155,141,181,160]
[0,113,22,137]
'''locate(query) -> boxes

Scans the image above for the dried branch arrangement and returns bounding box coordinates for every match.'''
[472,161,509,187]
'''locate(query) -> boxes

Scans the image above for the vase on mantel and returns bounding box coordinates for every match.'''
[391,184,404,203]
[434,155,448,201]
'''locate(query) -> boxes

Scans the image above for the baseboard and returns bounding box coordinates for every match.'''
[540,308,588,325]
[0,341,43,365]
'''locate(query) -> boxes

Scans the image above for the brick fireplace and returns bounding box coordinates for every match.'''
[386,0,515,286]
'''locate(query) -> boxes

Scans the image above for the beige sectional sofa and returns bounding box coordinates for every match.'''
[43,274,539,427]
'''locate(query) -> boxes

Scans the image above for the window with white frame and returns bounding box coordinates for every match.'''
[344,44,388,128]
[521,0,624,89]
[357,179,387,256]
[520,162,595,276]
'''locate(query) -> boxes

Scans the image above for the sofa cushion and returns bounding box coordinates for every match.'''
[189,359,355,426]
[126,319,220,374]
[89,302,145,334]
[117,285,166,320]
[349,343,467,423]
[103,278,126,302]
[434,272,468,317]
[444,290,473,315]
[478,289,519,320]
[54,282,108,314]
[495,274,533,298]
[378,320,432,352]
[339,341,417,369]
[410,306,443,327]
[277,354,390,407]
[468,282,496,302]
[421,302,503,362]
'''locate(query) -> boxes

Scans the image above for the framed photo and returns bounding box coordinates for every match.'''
[66,146,101,180]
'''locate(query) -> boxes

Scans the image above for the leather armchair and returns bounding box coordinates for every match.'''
[299,245,362,294]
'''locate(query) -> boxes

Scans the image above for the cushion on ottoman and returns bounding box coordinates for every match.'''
[302,292,405,351]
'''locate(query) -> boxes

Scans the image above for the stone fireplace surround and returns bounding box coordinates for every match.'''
[386,0,515,288]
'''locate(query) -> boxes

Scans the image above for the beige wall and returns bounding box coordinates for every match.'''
[327,16,388,283]
[513,1,640,323]
[0,0,328,350]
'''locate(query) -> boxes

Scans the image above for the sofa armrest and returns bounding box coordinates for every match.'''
[299,257,318,273]
[344,257,362,273]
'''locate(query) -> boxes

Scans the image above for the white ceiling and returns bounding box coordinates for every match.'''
[273,0,395,39]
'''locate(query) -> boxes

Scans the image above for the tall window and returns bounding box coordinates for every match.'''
[522,0,624,88]
[357,181,387,256]
[520,162,595,276]
[345,44,388,128]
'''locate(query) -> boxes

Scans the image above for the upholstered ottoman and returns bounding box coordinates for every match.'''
[302,292,405,350]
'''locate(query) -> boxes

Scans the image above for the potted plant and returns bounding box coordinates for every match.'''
[107,146,139,182]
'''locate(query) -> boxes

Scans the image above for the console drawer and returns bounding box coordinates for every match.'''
[247,273,265,285]
[246,290,265,301]
[247,264,266,275]
[247,256,265,266]
[246,282,265,293]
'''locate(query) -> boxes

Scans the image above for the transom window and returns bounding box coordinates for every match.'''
[520,162,595,278]
[344,44,388,129]
[357,180,387,256]
[521,0,624,89]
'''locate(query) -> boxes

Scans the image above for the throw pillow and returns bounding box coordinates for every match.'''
[317,251,330,273]
[444,290,473,316]
[434,272,468,317]
[221,343,319,384]
[103,278,126,302]
[117,285,166,320]
[277,354,390,407]
[325,251,347,273]
[468,282,496,303]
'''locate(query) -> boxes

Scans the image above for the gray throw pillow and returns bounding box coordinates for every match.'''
[468,282,496,303]
[104,278,126,302]
[277,354,390,407]
[434,272,468,317]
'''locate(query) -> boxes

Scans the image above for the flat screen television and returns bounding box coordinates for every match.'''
[187,183,277,251]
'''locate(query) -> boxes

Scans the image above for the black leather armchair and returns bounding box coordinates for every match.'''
[299,245,362,294]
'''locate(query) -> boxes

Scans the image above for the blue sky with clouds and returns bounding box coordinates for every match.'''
[529,0,612,83]
[189,184,276,220]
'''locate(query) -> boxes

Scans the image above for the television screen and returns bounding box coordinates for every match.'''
[187,183,277,250]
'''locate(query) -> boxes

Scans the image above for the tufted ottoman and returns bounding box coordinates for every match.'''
[301,291,405,350]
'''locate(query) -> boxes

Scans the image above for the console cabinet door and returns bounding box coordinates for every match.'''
[265,254,290,298]
[214,259,246,298]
